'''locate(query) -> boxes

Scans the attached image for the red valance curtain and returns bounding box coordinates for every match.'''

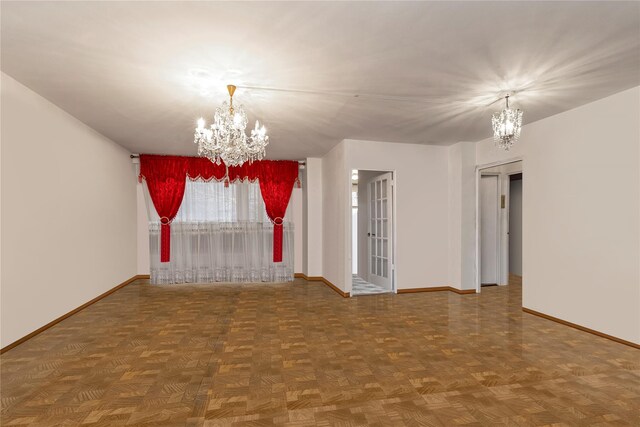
[257,161,299,262]
[186,157,227,181]
[139,155,189,262]
[140,155,298,263]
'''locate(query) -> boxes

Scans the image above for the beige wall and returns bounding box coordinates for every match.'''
[317,139,450,293]
[475,86,640,344]
[345,140,450,292]
[1,73,137,348]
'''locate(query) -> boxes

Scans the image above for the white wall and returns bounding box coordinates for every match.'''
[304,157,323,277]
[475,86,640,344]
[448,144,463,289]
[1,73,137,348]
[291,188,303,272]
[481,162,524,175]
[448,141,476,290]
[340,140,450,293]
[136,181,150,275]
[509,178,522,276]
[322,143,348,289]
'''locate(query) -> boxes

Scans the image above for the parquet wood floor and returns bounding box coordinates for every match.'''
[1,279,639,426]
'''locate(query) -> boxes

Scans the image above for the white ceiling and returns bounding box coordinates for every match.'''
[2,1,639,159]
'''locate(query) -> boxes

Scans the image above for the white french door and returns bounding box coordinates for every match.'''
[368,172,393,289]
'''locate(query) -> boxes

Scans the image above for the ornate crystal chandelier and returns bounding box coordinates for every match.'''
[194,84,269,166]
[492,95,523,150]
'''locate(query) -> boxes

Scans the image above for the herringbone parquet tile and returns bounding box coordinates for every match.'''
[1,278,639,426]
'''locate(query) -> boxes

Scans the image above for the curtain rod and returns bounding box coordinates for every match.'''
[130,154,305,165]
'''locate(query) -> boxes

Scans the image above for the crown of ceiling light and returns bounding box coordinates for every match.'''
[194,84,269,167]
[492,94,523,151]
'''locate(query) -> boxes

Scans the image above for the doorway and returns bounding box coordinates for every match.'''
[351,169,394,296]
[476,160,523,292]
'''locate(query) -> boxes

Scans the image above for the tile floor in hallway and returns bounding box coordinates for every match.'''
[351,275,390,295]
[1,278,639,426]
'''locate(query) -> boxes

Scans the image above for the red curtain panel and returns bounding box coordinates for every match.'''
[257,160,299,262]
[139,155,189,262]
[140,155,298,264]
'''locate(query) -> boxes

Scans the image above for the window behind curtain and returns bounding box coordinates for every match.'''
[143,178,294,284]
[145,180,276,224]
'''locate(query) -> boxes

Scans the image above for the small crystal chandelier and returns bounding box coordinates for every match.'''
[492,95,523,150]
[194,84,269,166]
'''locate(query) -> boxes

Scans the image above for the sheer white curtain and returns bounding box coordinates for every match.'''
[143,179,294,284]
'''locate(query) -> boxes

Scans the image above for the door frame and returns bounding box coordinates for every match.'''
[348,169,397,295]
[475,157,523,293]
